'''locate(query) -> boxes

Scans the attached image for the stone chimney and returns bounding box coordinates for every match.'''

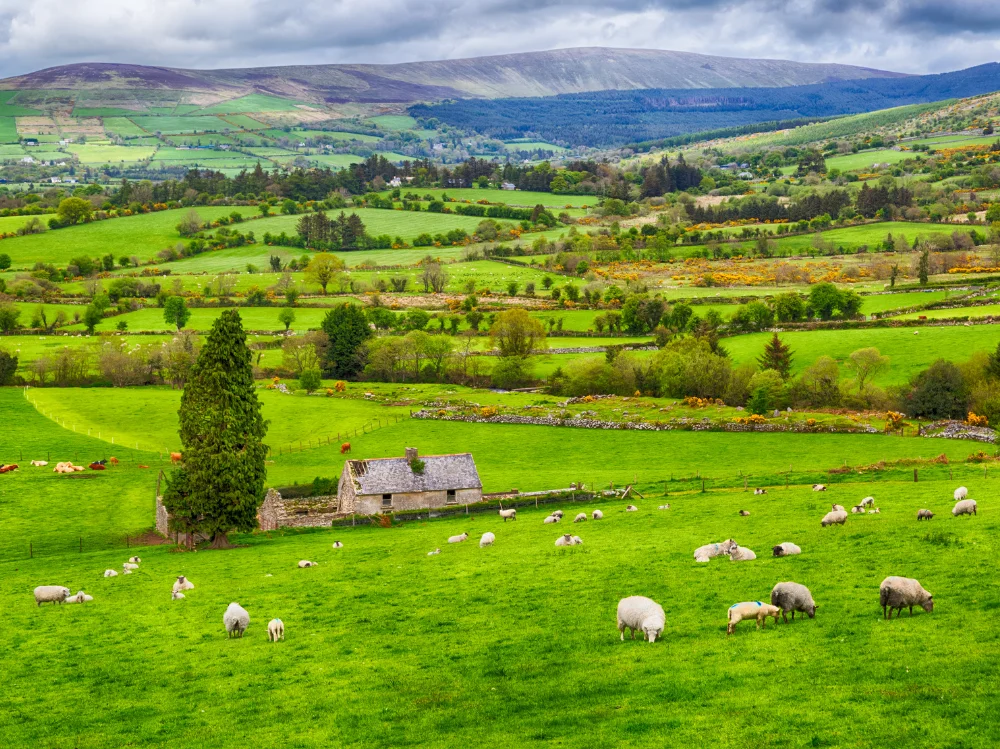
[405,447,418,462]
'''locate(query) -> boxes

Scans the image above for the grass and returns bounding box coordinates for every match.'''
[219,115,269,131]
[194,95,305,115]
[823,149,915,172]
[65,144,156,164]
[504,140,568,152]
[380,187,596,208]
[0,117,18,143]
[367,114,418,130]
[129,116,232,135]
[892,304,1000,320]
[251,208,493,243]
[102,117,148,138]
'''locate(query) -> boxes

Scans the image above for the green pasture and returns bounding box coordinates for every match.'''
[504,140,569,153]
[0,117,18,143]
[128,116,230,135]
[101,117,148,138]
[367,114,418,130]
[0,213,55,234]
[860,290,953,315]
[892,305,1000,320]
[905,134,1000,148]
[251,208,493,244]
[65,144,156,164]
[194,95,305,115]
[761,222,967,254]
[0,92,41,116]
[73,306,334,334]
[380,187,596,208]
[823,149,914,172]
[219,115,269,131]
[301,153,365,169]
[317,131,381,143]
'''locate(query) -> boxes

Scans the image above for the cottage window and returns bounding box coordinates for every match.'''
[446,489,457,504]
[382,493,392,507]
[295,509,309,516]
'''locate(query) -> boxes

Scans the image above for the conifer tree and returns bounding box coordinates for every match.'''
[757,332,794,379]
[163,310,268,548]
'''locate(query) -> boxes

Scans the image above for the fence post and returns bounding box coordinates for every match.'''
[79,537,82,553]
[29,542,32,558]
[914,468,918,482]
[701,479,706,493]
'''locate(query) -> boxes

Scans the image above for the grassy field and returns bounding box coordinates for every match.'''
[65,143,156,163]
[892,304,1000,320]
[1,387,999,746]
[367,114,418,130]
[250,208,495,244]
[823,149,914,171]
[380,187,596,208]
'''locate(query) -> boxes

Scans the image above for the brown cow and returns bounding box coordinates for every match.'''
[340,443,351,454]
[170,452,183,463]
[109,456,119,466]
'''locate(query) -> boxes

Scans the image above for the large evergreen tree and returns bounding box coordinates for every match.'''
[163,310,268,548]
[322,303,373,378]
[757,333,794,379]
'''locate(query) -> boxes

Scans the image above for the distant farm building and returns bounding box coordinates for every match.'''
[337,447,482,514]
[501,182,516,190]
[388,176,403,188]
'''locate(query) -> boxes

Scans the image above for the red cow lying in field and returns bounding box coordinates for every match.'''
[170,452,183,463]
[340,443,351,454]
[0,464,18,474]
[88,462,106,471]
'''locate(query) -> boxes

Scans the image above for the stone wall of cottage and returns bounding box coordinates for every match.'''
[353,487,482,516]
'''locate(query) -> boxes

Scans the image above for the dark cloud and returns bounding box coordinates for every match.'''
[0,0,997,78]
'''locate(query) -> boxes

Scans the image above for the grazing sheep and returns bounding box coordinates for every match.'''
[625,505,638,512]
[831,504,846,512]
[551,510,564,519]
[427,549,441,556]
[268,619,285,642]
[127,556,141,564]
[172,591,185,600]
[693,539,737,563]
[574,513,587,523]
[123,563,138,571]
[592,510,604,519]
[821,509,848,527]
[880,577,933,619]
[499,509,517,522]
[917,509,935,521]
[65,591,93,604]
[555,534,582,547]
[34,586,71,606]
[812,484,827,492]
[772,542,801,557]
[224,603,250,638]
[103,569,118,578]
[730,545,756,561]
[657,504,671,510]
[770,582,817,622]
[298,560,317,568]
[332,541,344,548]
[543,515,560,524]
[448,533,469,544]
[861,497,875,509]
[172,576,194,594]
[617,596,665,643]
[953,499,977,517]
[479,532,496,547]
[753,488,767,495]
[954,486,968,501]
[738,510,750,516]
[727,601,781,635]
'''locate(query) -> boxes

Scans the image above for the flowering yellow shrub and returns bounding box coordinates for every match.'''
[732,414,767,425]
[334,381,347,392]
[967,412,989,427]
[479,406,499,418]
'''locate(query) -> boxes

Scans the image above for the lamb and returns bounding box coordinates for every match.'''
[555,534,582,547]
[127,556,141,564]
[34,586,71,606]
[543,515,560,524]
[753,488,767,495]
[332,541,344,548]
[122,569,132,575]
[616,596,665,643]
[657,504,671,510]
[172,576,194,594]
[592,510,604,519]
[123,563,138,571]
[625,505,638,512]
[499,509,517,522]
[738,510,750,516]
[448,533,469,544]
[551,510,564,519]
[268,619,285,642]
[729,545,756,561]
[172,591,185,600]
[479,532,496,547]
[851,505,865,514]
[298,560,317,567]
[30,460,48,467]
[574,513,587,523]
[770,582,817,622]
[860,496,875,509]
[917,509,935,521]
[821,509,848,527]
[953,499,977,517]
[103,569,118,578]
[831,504,846,512]
[65,591,93,604]
[954,486,968,501]
[772,542,801,557]
[812,484,827,491]
[571,536,583,545]
[224,602,250,638]
[427,549,441,556]
[693,539,737,563]
[727,601,781,635]
[880,576,933,619]
[868,508,880,514]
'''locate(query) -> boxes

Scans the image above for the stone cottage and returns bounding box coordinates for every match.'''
[337,447,482,515]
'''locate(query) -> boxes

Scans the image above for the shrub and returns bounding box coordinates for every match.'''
[299,367,322,393]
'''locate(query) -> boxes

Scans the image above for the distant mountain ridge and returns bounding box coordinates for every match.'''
[0,48,906,103]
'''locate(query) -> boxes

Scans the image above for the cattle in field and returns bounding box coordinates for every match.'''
[340,443,352,454]
[170,452,182,463]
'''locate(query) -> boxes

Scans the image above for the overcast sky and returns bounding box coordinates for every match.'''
[1,0,999,78]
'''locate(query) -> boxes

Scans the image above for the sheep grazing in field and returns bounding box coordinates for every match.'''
[65,591,93,604]
[127,556,141,564]
[954,486,968,501]
[812,484,827,492]
[917,509,935,521]
[693,539,737,563]
[658,504,671,510]
[543,515,560,524]
[172,591,185,600]
[880,577,933,619]
[770,582,817,622]
[831,504,846,513]
[953,499,977,517]
[224,603,250,638]
[625,505,638,512]
[753,488,767,495]
[499,508,517,522]
[34,586,71,606]
[268,619,285,642]
[738,510,750,517]
[448,533,469,544]
[555,534,582,547]
[861,496,875,509]
[298,560,317,568]
[592,510,604,520]
[551,510,564,519]
[332,541,344,548]
[479,532,495,548]
[772,542,801,557]
[172,576,194,594]
[730,545,756,561]
[123,563,138,571]
[103,569,118,578]
[821,509,848,527]
[574,513,587,523]
[726,601,781,636]
[30,460,47,467]
[617,596,665,643]
[427,549,441,556]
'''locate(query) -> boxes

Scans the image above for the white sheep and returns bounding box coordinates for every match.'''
[34,586,71,606]
[172,591,185,600]
[831,504,846,512]
[727,601,781,635]
[551,510,564,519]
[448,533,469,544]
[821,509,848,526]
[172,576,194,594]
[298,560,317,567]
[592,510,604,519]
[427,549,441,556]
[738,510,750,516]
[103,569,118,578]
[693,539,737,563]
[880,577,933,619]
[658,504,671,510]
[730,545,756,561]
[617,596,665,643]
[267,619,285,642]
[860,497,875,509]
[127,556,141,564]
[555,533,582,547]
[953,499,977,517]
[812,484,827,491]
[30,460,48,467]
[753,488,767,495]
[332,541,344,548]
[772,542,801,557]
[851,505,865,514]
[574,513,587,523]
[122,569,132,575]
[543,515,560,524]
[123,563,138,571]
[954,486,968,501]
[499,509,517,522]
[625,505,638,512]
[479,532,496,547]
[571,535,583,545]
[65,591,93,604]
[868,508,880,514]
[224,602,250,638]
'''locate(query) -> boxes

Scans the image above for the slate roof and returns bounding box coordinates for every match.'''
[347,453,482,495]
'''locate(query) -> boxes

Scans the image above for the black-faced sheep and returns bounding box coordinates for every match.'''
[772,542,801,557]
[298,560,317,568]
[592,510,604,519]
[738,510,750,516]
